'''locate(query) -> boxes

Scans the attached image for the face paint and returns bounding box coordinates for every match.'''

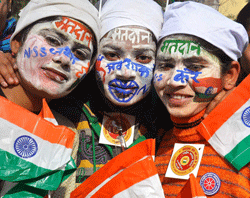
[154,37,223,118]
[16,19,94,99]
[97,26,156,106]
[54,16,93,50]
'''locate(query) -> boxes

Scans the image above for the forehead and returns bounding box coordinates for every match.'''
[101,26,155,46]
[157,36,221,66]
[29,17,93,47]
[157,37,201,58]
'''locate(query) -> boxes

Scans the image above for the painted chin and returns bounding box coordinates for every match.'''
[108,79,139,103]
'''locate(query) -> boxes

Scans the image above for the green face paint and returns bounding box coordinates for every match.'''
[160,40,201,56]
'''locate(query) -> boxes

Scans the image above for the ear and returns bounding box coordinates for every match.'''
[11,38,21,55]
[222,61,240,90]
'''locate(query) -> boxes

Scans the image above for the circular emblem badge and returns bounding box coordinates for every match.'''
[103,114,132,145]
[200,172,221,196]
[242,106,250,127]
[171,145,199,176]
[205,87,214,95]
[14,135,38,158]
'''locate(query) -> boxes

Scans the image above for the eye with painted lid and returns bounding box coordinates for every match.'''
[44,34,62,47]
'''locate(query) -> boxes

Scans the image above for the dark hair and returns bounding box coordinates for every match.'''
[237,3,250,32]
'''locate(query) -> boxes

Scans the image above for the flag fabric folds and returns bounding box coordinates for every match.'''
[70,139,165,198]
[199,74,250,170]
[0,97,76,197]
[177,174,206,198]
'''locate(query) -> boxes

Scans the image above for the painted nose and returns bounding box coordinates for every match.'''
[116,58,136,80]
[167,66,189,87]
[52,52,71,69]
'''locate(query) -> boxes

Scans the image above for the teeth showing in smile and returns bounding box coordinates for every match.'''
[170,95,188,99]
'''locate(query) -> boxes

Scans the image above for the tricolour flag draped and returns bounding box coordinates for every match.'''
[0,97,76,197]
[177,174,206,198]
[70,139,165,198]
[199,74,250,170]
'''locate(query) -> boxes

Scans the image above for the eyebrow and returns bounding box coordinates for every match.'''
[41,28,92,53]
[133,47,155,54]
[183,56,210,65]
[101,44,124,53]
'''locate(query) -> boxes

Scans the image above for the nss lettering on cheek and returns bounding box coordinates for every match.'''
[24,46,80,65]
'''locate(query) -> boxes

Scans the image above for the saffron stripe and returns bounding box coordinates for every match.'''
[0,96,74,148]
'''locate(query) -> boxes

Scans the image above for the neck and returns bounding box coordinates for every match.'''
[171,110,206,142]
[2,84,44,114]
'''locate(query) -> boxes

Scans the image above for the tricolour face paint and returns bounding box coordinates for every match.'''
[96,26,156,106]
[154,37,223,118]
[16,17,94,99]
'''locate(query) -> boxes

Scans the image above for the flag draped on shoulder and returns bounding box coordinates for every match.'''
[177,174,206,198]
[70,139,164,198]
[199,74,250,170]
[0,97,76,197]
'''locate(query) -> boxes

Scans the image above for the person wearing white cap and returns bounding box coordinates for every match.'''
[154,1,249,197]
[0,0,100,197]
[58,0,165,187]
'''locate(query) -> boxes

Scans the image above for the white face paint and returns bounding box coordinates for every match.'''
[154,36,224,118]
[16,17,94,99]
[96,26,156,106]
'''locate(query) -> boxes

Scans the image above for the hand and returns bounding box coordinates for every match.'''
[0,51,19,87]
[203,88,235,119]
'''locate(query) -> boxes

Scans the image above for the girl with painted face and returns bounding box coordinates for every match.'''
[5,0,99,111]
[154,2,249,197]
[63,0,163,186]
[0,0,100,197]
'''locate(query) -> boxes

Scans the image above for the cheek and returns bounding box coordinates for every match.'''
[74,61,90,79]
[95,56,112,83]
[192,77,223,101]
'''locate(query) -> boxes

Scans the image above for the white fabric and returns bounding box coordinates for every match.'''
[160,1,249,61]
[11,0,100,43]
[100,0,163,39]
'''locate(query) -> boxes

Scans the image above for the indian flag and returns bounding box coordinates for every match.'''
[199,74,250,170]
[177,174,206,198]
[0,97,76,197]
[71,139,165,198]
[193,77,222,102]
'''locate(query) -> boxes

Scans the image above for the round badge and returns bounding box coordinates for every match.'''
[242,106,250,127]
[14,135,38,158]
[103,114,132,145]
[171,145,199,176]
[200,172,221,196]
[205,87,214,95]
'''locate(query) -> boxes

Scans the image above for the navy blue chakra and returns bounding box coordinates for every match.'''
[242,106,250,128]
[14,135,38,158]
[200,172,221,196]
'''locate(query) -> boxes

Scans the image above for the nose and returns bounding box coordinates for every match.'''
[167,66,189,87]
[115,58,136,80]
[52,50,71,69]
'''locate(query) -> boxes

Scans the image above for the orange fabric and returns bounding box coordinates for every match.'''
[0,96,75,148]
[200,74,250,140]
[177,174,206,198]
[71,139,155,197]
[155,111,250,197]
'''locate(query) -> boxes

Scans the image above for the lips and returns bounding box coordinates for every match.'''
[167,93,193,106]
[42,67,68,83]
[108,79,139,103]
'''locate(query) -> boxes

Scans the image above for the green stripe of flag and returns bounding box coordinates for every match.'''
[225,135,250,171]
[0,148,76,191]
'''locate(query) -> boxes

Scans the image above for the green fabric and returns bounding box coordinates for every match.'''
[225,135,250,171]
